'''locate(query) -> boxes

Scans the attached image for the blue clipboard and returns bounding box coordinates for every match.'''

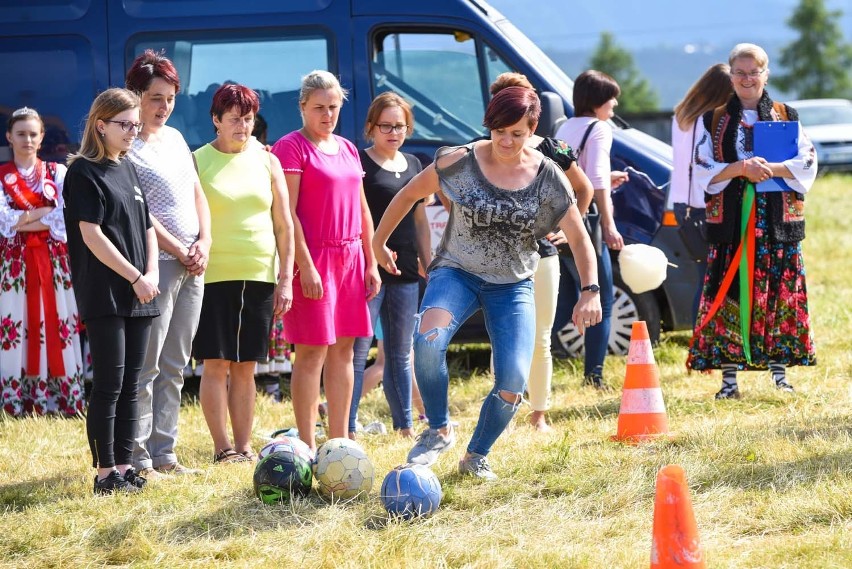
[753,121,798,192]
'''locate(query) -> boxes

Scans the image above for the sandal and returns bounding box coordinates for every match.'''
[240,450,258,462]
[213,448,249,464]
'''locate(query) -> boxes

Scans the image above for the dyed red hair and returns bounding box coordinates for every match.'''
[483,86,540,130]
[210,84,260,119]
[125,49,181,94]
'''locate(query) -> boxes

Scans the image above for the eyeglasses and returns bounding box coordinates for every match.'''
[731,69,766,80]
[376,123,409,134]
[105,119,144,133]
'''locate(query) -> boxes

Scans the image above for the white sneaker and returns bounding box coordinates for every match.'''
[406,427,456,466]
[364,421,387,435]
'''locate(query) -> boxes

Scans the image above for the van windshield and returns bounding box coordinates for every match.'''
[496,20,575,108]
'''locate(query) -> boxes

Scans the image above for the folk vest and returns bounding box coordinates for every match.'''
[702,93,805,244]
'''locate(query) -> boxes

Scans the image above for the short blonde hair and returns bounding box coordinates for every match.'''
[728,43,769,71]
[298,70,348,107]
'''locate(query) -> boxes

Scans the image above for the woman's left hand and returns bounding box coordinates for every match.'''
[365,264,381,301]
[572,290,603,336]
[273,278,293,315]
[186,237,211,276]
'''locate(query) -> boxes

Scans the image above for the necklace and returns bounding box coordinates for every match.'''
[17,161,41,188]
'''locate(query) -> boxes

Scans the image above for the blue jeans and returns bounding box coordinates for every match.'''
[553,248,613,377]
[350,281,419,432]
[414,267,534,457]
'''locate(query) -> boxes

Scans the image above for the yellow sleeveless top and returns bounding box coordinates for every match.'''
[194,143,275,284]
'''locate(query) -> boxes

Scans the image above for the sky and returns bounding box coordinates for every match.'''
[485,0,852,52]
[484,0,852,107]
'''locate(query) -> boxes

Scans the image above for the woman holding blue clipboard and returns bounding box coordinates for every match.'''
[686,43,818,399]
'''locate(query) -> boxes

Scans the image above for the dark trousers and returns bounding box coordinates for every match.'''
[86,315,153,468]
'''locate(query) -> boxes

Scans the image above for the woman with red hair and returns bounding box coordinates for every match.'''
[193,83,294,463]
[124,49,211,478]
[373,87,601,479]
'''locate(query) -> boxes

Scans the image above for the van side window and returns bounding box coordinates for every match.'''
[371,31,513,145]
[129,33,330,148]
[0,40,93,163]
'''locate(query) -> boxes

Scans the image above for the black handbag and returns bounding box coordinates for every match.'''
[676,204,708,261]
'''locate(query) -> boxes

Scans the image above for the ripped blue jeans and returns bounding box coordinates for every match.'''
[414,267,535,456]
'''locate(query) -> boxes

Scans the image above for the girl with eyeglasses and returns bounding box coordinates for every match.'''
[349,92,432,439]
[0,107,85,417]
[63,88,161,493]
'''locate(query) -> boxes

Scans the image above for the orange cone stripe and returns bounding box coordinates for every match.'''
[624,364,661,389]
[627,338,655,365]
[618,388,667,415]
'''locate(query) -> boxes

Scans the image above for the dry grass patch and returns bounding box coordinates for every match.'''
[1,175,851,568]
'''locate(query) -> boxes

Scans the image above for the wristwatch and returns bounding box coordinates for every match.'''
[581,284,601,293]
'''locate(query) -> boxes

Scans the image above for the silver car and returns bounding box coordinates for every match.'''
[788,98,852,173]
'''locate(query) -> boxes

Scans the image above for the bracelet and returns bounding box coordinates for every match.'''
[131,272,142,285]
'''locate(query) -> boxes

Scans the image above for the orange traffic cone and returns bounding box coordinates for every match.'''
[650,464,705,568]
[611,320,670,442]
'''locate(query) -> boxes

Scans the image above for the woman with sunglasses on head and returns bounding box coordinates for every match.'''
[349,92,432,439]
[63,88,160,494]
[124,49,211,478]
[1,107,85,417]
[687,43,817,399]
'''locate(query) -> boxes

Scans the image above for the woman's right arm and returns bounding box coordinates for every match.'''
[78,221,159,301]
[283,172,323,300]
[373,165,440,276]
[565,162,593,216]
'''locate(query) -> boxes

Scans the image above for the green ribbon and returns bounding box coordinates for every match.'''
[738,182,756,364]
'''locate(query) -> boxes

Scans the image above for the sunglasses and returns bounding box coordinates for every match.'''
[104,119,144,133]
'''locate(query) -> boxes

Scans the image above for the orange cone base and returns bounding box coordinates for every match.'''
[610,432,674,443]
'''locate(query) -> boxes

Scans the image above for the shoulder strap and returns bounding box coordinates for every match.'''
[577,120,599,157]
[687,119,698,187]
[772,101,789,121]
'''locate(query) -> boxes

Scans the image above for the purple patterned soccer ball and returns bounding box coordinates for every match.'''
[259,436,315,464]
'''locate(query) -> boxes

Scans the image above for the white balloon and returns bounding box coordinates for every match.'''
[619,244,669,294]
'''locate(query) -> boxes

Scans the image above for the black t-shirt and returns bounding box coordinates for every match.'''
[360,149,424,283]
[63,157,158,320]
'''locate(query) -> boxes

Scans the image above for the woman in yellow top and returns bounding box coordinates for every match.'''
[193,84,294,463]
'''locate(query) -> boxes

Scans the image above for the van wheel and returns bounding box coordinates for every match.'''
[552,278,661,357]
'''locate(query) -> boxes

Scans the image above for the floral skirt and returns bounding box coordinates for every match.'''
[0,234,86,416]
[687,202,816,371]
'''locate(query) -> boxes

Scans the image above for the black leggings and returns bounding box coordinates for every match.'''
[86,315,152,468]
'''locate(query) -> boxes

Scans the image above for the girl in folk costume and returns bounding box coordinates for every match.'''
[0,107,85,416]
[687,44,818,399]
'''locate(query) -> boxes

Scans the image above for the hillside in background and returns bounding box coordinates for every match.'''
[487,0,852,109]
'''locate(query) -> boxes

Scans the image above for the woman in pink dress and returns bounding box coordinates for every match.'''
[271,70,380,450]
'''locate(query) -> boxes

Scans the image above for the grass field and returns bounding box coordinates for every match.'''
[1,176,851,568]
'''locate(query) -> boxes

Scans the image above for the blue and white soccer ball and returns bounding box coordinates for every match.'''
[380,463,442,519]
